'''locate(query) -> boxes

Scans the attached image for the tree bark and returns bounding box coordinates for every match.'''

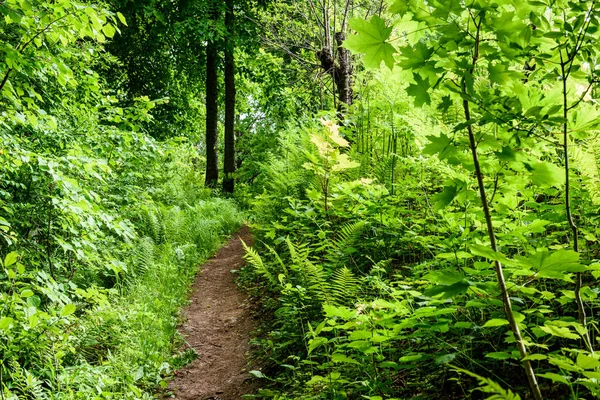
[223,0,236,193]
[335,31,352,109]
[204,5,219,188]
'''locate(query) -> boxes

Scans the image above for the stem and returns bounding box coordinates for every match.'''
[560,49,594,354]
[47,184,55,280]
[463,15,542,400]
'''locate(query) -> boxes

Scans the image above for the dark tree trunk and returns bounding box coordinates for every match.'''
[335,32,352,109]
[204,8,219,188]
[316,32,353,121]
[223,0,236,193]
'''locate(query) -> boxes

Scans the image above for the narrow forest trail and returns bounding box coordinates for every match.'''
[166,226,256,400]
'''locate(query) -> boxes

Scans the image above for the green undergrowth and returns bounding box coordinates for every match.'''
[1,131,244,398]
[60,199,243,399]
[240,112,600,399]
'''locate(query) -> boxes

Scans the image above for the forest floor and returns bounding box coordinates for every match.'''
[166,226,257,400]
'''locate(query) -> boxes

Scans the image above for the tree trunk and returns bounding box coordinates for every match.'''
[335,31,352,109]
[223,0,236,193]
[204,7,219,188]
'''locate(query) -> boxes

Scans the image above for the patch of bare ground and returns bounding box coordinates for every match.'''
[166,226,256,400]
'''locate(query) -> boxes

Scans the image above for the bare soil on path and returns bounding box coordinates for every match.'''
[166,226,256,400]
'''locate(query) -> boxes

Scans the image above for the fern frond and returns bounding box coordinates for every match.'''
[330,267,360,306]
[127,237,155,284]
[327,221,366,268]
[285,237,311,266]
[242,240,277,286]
[453,367,521,400]
[374,156,395,188]
[573,136,600,204]
[264,243,289,276]
[303,259,332,304]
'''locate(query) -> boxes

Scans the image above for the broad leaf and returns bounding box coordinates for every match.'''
[406,73,431,106]
[344,16,396,69]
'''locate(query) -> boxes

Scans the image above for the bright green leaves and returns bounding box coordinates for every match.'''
[482,318,509,328]
[539,322,581,340]
[344,16,396,69]
[60,303,77,317]
[116,11,127,26]
[3,252,18,267]
[406,73,431,106]
[515,249,587,280]
[423,270,471,299]
[525,161,565,187]
[398,42,434,70]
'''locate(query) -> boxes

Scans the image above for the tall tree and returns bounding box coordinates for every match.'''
[204,2,220,188]
[316,0,353,115]
[223,0,236,193]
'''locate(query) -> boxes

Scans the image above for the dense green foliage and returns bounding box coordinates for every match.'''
[239,1,600,399]
[4,0,600,399]
[0,1,243,398]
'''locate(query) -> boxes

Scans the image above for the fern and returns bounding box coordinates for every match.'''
[374,155,395,189]
[327,220,366,268]
[128,237,155,283]
[242,240,278,286]
[285,238,332,303]
[137,206,160,242]
[330,266,360,306]
[5,359,48,399]
[453,367,521,400]
[572,135,600,204]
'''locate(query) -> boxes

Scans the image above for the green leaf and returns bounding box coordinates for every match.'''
[0,317,13,330]
[469,244,510,264]
[116,12,127,26]
[249,370,266,378]
[538,372,570,385]
[398,42,434,70]
[423,270,464,285]
[388,0,408,14]
[526,161,565,187]
[523,354,547,361]
[4,252,18,267]
[423,134,452,156]
[539,324,579,340]
[517,250,586,279]
[102,24,116,38]
[489,62,514,85]
[436,353,457,364]
[406,73,431,106]
[485,352,513,360]
[331,353,361,365]
[482,318,509,327]
[433,185,458,210]
[576,353,600,369]
[399,354,425,363]
[308,337,328,354]
[323,304,356,319]
[424,281,470,299]
[344,16,396,69]
[60,304,77,317]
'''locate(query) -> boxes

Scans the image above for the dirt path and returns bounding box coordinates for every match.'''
[166,226,256,400]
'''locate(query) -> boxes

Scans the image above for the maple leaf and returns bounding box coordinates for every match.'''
[344,16,396,69]
[406,73,431,106]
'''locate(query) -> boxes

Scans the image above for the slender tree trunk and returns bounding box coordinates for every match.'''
[463,15,542,400]
[223,0,236,193]
[204,5,219,188]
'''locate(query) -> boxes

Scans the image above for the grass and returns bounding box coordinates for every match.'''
[53,199,244,399]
